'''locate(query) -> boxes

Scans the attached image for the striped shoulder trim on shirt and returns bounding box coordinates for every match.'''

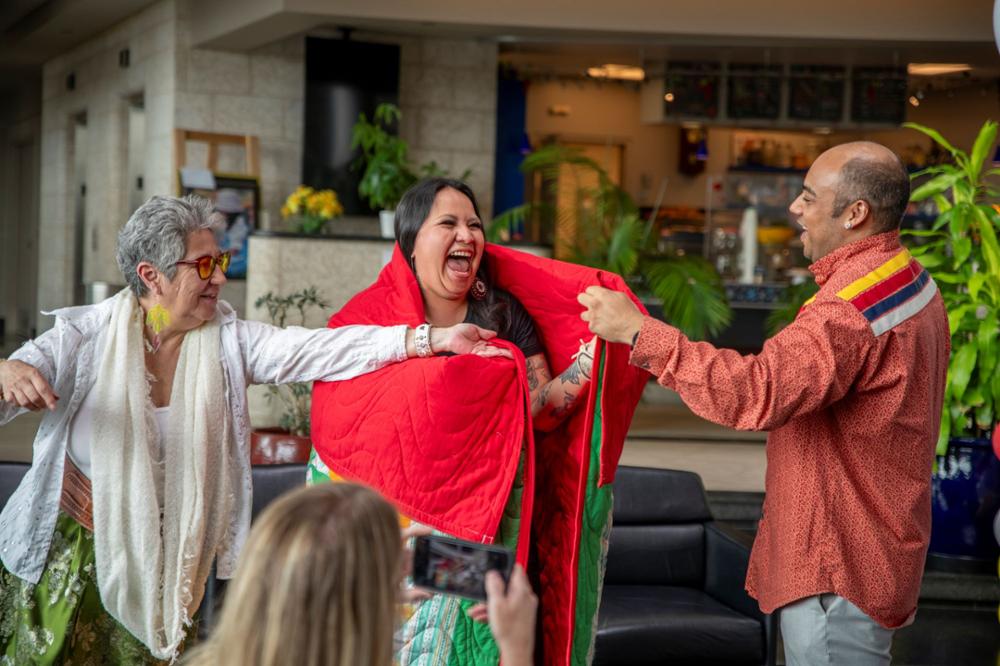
[836,249,938,336]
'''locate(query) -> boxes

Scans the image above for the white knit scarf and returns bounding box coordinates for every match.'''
[90,289,233,661]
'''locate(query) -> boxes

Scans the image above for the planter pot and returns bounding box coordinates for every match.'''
[379,209,395,238]
[250,428,312,465]
[928,435,1000,574]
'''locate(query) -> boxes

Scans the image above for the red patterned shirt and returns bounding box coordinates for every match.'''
[629,231,949,628]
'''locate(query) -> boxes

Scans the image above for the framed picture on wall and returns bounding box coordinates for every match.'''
[181,173,259,280]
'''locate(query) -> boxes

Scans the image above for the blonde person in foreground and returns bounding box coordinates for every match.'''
[0,194,504,665]
[184,482,537,666]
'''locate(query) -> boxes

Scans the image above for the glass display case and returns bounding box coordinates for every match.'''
[704,169,810,307]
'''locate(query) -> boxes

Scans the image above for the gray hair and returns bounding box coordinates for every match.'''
[832,152,910,233]
[116,194,221,297]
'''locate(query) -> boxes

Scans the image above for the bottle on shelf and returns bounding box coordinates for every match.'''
[739,205,759,284]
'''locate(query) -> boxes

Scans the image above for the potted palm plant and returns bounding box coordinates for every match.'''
[249,287,329,464]
[903,120,1000,571]
[351,103,418,238]
[490,144,731,340]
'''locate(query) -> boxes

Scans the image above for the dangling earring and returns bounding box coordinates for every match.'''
[470,278,488,301]
[145,303,171,353]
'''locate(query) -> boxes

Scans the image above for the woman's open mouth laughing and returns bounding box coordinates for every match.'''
[445,248,475,283]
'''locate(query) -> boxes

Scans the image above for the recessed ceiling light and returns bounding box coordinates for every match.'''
[587,64,645,81]
[907,63,972,76]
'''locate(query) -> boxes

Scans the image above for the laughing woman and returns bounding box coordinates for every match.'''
[309,178,647,665]
[0,194,499,665]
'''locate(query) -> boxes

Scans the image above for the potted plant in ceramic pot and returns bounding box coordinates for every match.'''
[351,103,418,238]
[249,287,330,464]
[903,119,1000,572]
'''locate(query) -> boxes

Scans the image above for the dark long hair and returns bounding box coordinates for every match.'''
[395,177,509,334]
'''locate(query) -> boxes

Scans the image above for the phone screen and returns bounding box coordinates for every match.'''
[412,535,514,601]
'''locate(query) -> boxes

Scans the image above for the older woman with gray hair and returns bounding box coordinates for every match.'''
[0,194,502,665]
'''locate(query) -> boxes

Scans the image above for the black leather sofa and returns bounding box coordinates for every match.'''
[594,465,776,665]
[0,461,29,512]
[199,462,308,632]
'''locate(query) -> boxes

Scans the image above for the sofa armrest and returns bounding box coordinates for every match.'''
[705,522,777,665]
[705,521,763,621]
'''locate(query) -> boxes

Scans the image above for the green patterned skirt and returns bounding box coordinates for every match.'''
[0,511,193,665]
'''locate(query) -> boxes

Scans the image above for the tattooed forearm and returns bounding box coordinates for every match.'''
[532,383,551,413]
[559,358,583,385]
[526,357,541,391]
[548,392,576,420]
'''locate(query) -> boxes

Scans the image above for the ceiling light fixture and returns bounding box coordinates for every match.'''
[908,95,921,107]
[907,63,972,76]
[587,64,645,81]
[664,92,675,102]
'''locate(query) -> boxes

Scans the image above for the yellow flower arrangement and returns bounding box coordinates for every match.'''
[281,185,344,234]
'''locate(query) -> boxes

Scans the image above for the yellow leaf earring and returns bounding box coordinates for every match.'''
[145,303,171,353]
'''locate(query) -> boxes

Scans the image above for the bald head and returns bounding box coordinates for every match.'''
[822,142,910,233]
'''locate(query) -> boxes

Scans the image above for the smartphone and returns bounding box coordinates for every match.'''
[411,534,514,601]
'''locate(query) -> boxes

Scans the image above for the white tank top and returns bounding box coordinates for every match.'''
[67,387,168,485]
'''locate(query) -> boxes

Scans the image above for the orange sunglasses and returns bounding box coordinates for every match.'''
[175,252,231,279]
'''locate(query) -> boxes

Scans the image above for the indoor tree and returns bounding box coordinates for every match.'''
[902,120,1000,453]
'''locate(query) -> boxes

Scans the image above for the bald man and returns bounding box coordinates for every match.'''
[579,142,949,666]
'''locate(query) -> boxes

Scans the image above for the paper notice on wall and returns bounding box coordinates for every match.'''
[179,167,216,190]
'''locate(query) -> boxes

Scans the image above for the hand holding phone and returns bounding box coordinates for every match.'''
[411,534,514,601]
[466,565,537,666]
[488,565,537,665]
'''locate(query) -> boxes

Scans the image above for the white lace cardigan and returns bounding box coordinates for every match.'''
[0,296,407,585]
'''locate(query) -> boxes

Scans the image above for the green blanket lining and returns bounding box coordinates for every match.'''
[570,353,613,665]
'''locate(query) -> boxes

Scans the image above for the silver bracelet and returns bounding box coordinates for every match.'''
[414,323,434,358]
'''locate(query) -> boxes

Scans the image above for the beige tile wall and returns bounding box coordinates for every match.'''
[174,0,304,231]
[398,38,499,216]
[37,0,177,314]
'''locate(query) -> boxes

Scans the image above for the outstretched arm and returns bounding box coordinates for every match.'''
[526,338,595,432]
[579,285,874,431]
[242,321,504,385]
[0,325,63,422]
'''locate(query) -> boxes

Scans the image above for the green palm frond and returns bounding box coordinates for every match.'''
[765,280,820,336]
[487,203,531,242]
[604,215,643,276]
[642,257,732,340]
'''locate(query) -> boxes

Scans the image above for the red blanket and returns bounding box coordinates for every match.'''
[311,243,647,664]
